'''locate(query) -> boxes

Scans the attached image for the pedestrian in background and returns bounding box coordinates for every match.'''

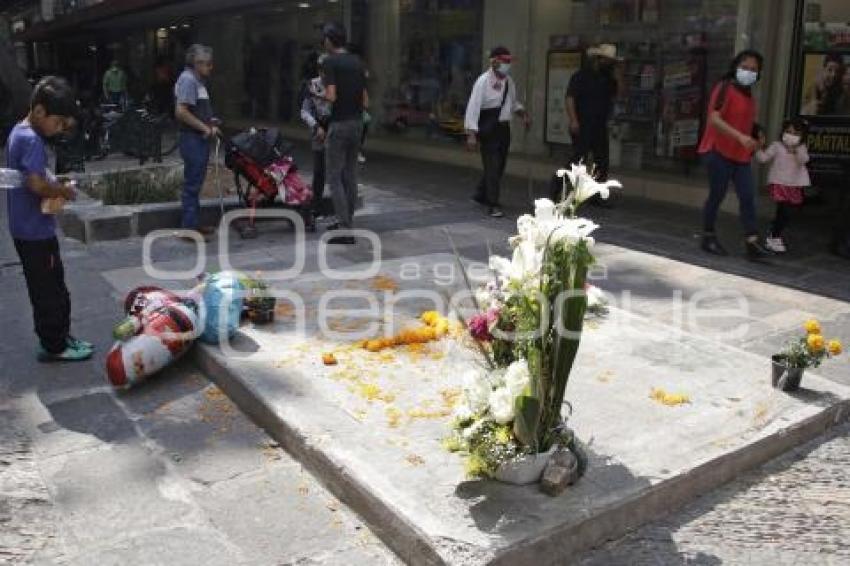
[300,53,332,220]
[697,49,771,261]
[565,44,623,187]
[755,118,810,254]
[5,76,93,361]
[465,46,530,218]
[322,22,368,245]
[102,60,127,109]
[174,44,219,239]
[347,43,371,164]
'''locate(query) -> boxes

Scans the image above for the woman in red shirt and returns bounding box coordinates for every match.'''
[698,50,771,261]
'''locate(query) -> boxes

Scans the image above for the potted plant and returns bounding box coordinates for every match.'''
[444,164,621,487]
[772,319,842,391]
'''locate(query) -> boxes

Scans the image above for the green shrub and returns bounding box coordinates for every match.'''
[89,167,182,205]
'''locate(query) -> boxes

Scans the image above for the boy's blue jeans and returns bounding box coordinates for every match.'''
[179,131,210,229]
[702,151,758,237]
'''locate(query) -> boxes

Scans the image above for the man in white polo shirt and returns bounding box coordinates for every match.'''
[465,46,530,218]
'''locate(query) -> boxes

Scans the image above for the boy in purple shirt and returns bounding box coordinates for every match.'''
[5,76,92,361]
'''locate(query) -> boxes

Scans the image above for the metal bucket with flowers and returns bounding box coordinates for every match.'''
[772,319,842,391]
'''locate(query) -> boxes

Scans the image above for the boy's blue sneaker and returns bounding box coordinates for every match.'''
[67,336,94,350]
[37,342,93,362]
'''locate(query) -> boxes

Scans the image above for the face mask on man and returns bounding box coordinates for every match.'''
[782,133,801,146]
[736,68,758,86]
[497,62,511,75]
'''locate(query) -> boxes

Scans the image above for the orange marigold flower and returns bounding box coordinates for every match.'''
[807,334,825,353]
[322,353,338,366]
[827,339,843,356]
[804,319,822,335]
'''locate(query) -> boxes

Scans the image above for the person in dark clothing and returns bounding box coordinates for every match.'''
[300,54,332,217]
[322,22,368,244]
[5,76,93,362]
[832,178,850,259]
[566,44,623,185]
[464,46,530,218]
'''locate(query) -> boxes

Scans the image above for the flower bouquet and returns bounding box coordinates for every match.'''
[445,164,621,485]
[772,319,842,391]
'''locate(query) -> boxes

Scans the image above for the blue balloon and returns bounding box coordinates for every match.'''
[199,273,245,344]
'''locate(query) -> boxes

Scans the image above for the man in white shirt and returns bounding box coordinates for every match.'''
[465,46,530,218]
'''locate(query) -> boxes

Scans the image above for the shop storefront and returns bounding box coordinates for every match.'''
[790,0,850,184]
[361,0,790,186]
[12,0,813,203]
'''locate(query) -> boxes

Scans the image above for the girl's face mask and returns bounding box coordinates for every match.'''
[497,62,511,75]
[782,133,801,146]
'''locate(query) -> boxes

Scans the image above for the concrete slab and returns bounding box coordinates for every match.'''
[191,253,850,565]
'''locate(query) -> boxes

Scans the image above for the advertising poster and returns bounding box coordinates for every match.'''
[796,49,850,181]
[799,51,850,116]
[545,50,582,145]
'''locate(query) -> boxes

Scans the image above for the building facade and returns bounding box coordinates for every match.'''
[5,1,848,209]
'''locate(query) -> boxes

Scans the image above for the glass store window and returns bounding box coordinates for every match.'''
[378,0,483,143]
[563,0,743,174]
[238,1,343,123]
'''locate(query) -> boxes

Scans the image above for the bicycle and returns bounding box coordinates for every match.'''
[87,96,179,164]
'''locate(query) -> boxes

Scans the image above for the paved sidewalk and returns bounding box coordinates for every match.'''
[1,144,848,564]
[581,422,850,566]
[0,232,397,564]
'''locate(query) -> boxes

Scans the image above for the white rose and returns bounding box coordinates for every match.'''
[462,369,491,412]
[487,367,507,389]
[474,288,493,310]
[504,360,531,398]
[452,402,474,422]
[516,214,539,244]
[586,284,606,308]
[488,386,515,424]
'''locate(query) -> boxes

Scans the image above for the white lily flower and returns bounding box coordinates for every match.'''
[511,239,543,279]
[546,217,600,247]
[564,163,622,204]
[488,386,515,424]
[534,198,556,223]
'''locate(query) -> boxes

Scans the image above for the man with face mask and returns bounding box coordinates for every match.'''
[465,46,530,218]
[563,44,623,191]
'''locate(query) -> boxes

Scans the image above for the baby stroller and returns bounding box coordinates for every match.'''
[221,127,314,238]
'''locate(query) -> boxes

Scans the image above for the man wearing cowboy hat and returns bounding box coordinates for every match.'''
[564,43,623,188]
[465,46,530,218]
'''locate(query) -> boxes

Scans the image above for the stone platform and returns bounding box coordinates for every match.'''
[188,253,850,565]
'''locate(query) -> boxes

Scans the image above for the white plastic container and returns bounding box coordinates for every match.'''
[0,168,23,189]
